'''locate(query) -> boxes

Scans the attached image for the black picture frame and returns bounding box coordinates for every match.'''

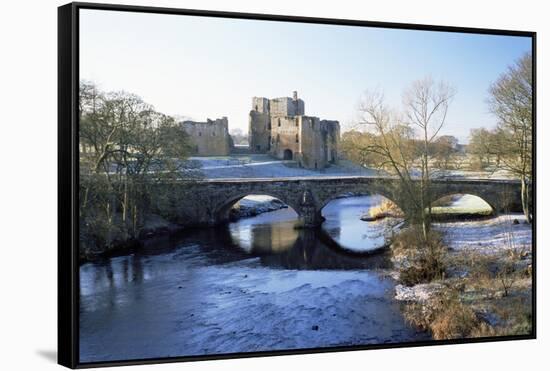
[58,2,537,368]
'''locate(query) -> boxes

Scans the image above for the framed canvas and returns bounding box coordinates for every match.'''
[58,2,536,368]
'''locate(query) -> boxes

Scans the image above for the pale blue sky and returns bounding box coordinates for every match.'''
[80,9,531,143]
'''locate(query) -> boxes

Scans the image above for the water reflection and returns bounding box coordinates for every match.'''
[81,196,396,296]
[322,195,401,253]
[228,209,300,254]
[81,196,398,299]
[79,195,423,362]
[225,195,396,269]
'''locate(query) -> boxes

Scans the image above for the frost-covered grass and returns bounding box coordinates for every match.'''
[182,154,520,181]
[395,210,533,340]
[432,168,515,180]
[434,214,532,254]
[184,155,378,179]
[431,194,494,217]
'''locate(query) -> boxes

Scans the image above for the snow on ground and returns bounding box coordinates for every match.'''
[184,155,517,180]
[449,194,492,209]
[433,168,515,180]
[184,155,377,179]
[394,283,445,302]
[434,214,532,254]
[431,194,493,215]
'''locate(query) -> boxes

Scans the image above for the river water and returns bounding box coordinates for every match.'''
[79,196,428,363]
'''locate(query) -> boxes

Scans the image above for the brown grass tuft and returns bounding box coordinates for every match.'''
[391,227,447,286]
[369,199,404,219]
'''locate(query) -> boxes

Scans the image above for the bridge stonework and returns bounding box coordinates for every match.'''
[174,177,523,228]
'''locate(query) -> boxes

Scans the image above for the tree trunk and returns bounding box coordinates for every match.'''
[521,175,531,223]
[132,203,138,237]
[122,177,128,229]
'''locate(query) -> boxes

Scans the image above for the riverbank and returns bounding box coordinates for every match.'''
[392,214,533,339]
[80,196,289,262]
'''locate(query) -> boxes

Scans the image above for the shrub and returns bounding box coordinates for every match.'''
[403,288,490,340]
[391,226,447,286]
[430,295,480,339]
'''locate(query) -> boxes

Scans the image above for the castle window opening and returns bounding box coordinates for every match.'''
[295,134,299,143]
[278,118,281,127]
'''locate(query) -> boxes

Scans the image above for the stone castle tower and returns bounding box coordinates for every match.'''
[249,91,339,169]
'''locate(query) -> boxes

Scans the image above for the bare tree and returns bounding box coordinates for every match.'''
[433,135,459,170]
[487,52,533,222]
[78,82,198,256]
[468,128,500,169]
[357,91,424,233]
[355,79,456,240]
[403,78,456,238]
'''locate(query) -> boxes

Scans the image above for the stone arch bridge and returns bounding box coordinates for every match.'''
[172,176,523,227]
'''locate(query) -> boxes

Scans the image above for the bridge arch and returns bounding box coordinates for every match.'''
[429,193,496,218]
[179,176,523,227]
[214,191,302,224]
[429,185,504,214]
[319,192,405,224]
[314,186,405,216]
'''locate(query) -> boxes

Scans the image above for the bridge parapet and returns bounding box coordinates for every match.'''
[166,176,523,227]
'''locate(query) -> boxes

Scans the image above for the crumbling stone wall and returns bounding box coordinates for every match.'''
[269,116,301,160]
[249,111,271,153]
[180,117,232,156]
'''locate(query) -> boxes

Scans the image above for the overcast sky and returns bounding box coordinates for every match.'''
[80,9,531,143]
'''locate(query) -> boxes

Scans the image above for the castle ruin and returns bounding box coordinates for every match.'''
[180,92,340,170]
[249,91,340,169]
[180,117,233,156]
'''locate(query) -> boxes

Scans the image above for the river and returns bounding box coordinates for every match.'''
[79,196,428,363]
